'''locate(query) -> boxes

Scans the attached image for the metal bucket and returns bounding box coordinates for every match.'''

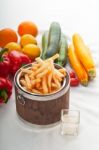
[14,63,70,126]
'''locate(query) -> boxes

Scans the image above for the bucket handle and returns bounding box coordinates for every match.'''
[17,94,25,106]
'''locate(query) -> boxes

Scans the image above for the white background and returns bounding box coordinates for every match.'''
[0,0,99,150]
[0,0,99,44]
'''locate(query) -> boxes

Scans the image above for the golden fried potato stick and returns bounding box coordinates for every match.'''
[31,78,41,86]
[42,75,48,94]
[47,72,53,92]
[54,69,64,78]
[51,83,58,88]
[21,69,33,74]
[59,68,66,76]
[52,73,61,89]
[35,63,48,75]
[31,66,38,71]
[35,83,41,89]
[29,73,35,80]
[55,75,62,82]
[32,89,42,94]
[46,54,59,62]
[32,63,41,68]
[36,69,49,78]
[35,57,44,64]
[24,74,32,90]
[20,79,27,87]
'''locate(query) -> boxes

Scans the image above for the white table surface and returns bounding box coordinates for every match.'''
[0,0,99,150]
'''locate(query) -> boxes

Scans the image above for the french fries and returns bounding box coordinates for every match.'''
[24,74,32,90]
[19,54,66,94]
[42,75,48,94]
[48,72,53,92]
[21,69,33,74]
[20,79,27,87]
[52,73,61,89]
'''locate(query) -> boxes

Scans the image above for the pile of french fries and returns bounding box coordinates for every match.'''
[20,54,66,94]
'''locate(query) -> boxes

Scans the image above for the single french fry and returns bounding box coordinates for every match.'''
[35,82,43,90]
[24,74,32,90]
[31,63,41,71]
[52,73,61,89]
[32,66,38,71]
[35,63,48,75]
[21,69,33,74]
[35,83,41,89]
[42,75,48,94]
[29,73,35,80]
[20,79,27,87]
[51,83,58,88]
[46,54,59,61]
[31,78,41,86]
[31,80,36,87]
[35,78,41,82]
[56,75,62,82]
[44,60,53,73]
[49,59,54,71]
[53,70,63,82]
[47,72,53,92]
[32,63,40,68]
[59,68,66,76]
[55,69,64,78]
[36,69,49,78]
[32,89,42,94]
[35,57,44,64]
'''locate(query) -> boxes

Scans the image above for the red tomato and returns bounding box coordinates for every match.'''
[70,78,79,87]
[69,70,76,78]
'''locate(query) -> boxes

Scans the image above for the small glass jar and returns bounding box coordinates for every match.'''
[61,109,80,136]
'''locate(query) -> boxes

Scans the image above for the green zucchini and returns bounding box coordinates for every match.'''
[41,31,49,59]
[56,34,68,66]
[45,22,61,58]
